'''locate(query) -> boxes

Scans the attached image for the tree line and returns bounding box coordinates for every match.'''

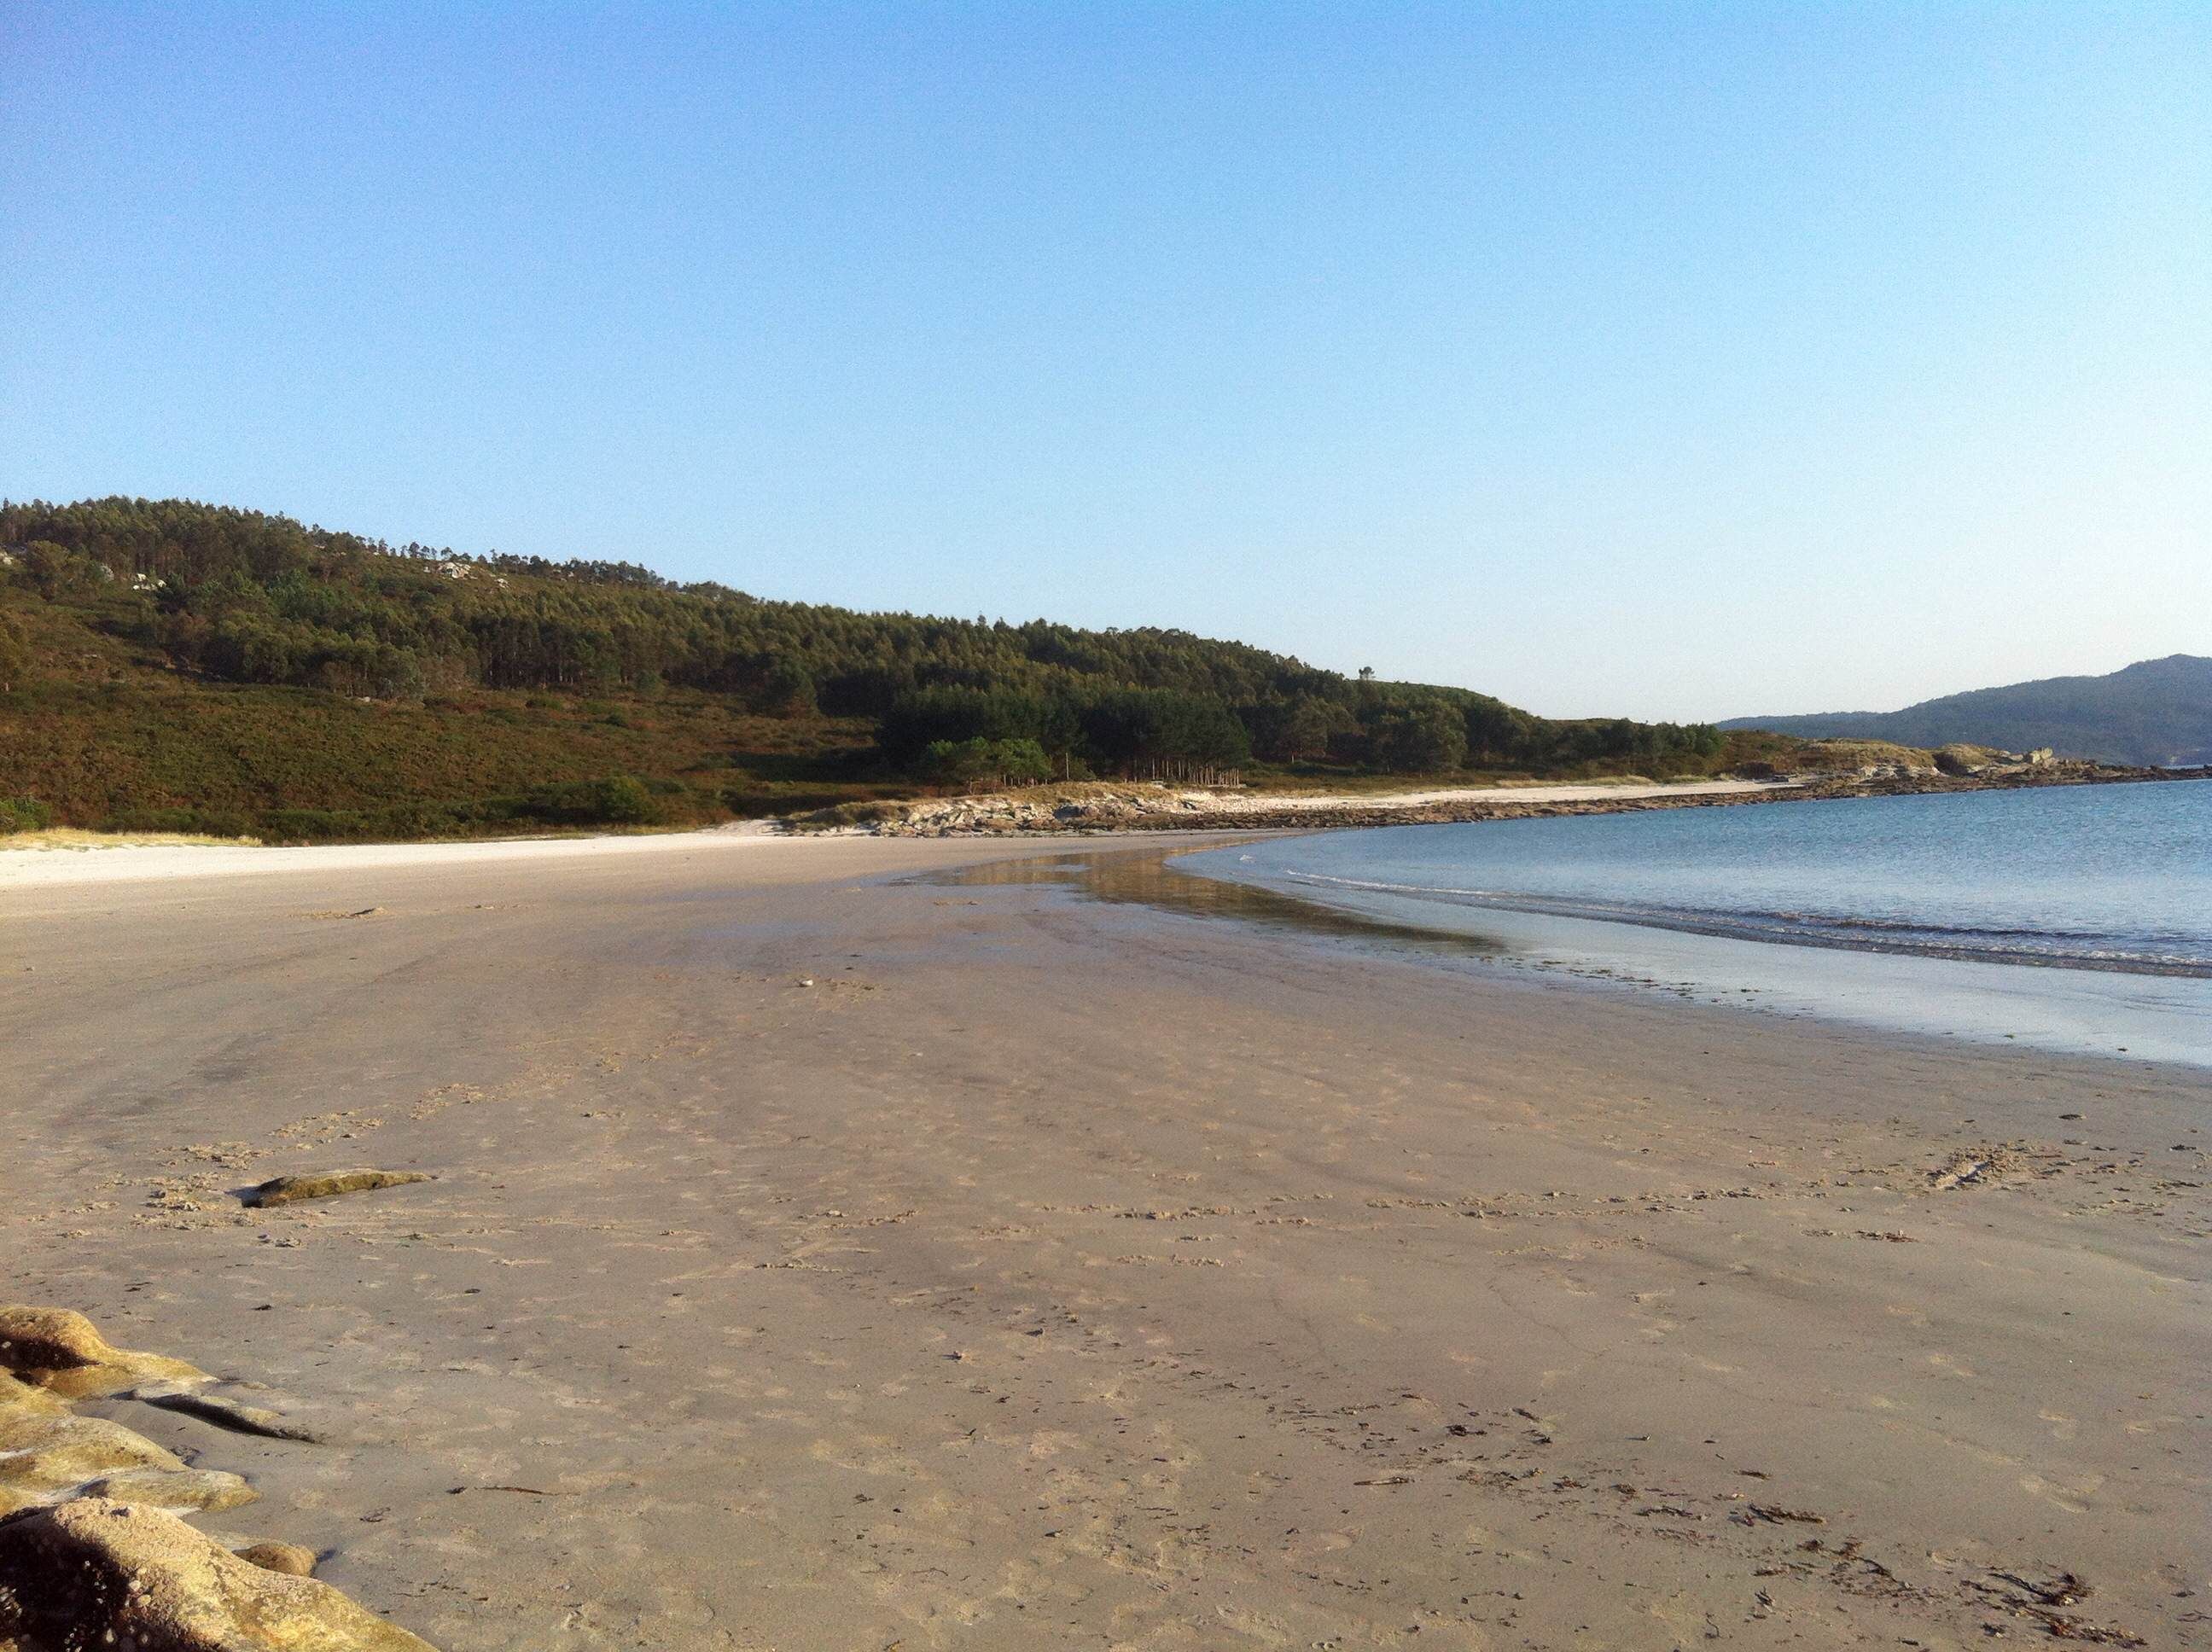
[1,497,1723,781]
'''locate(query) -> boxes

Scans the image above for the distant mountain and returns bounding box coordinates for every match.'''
[1720,655,2212,768]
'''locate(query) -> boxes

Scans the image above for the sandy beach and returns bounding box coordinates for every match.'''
[0,782,1781,890]
[3,833,2206,1649]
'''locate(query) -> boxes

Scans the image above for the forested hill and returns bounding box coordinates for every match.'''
[1720,655,2212,768]
[1,497,1741,841]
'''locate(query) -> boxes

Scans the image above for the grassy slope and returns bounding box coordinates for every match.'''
[0,522,1819,842]
[2,673,1825,842]
[6,679,881,827]
[0,605,890,833]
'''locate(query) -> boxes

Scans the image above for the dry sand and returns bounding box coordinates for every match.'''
[0,821,785,891]
[3,834,2205,1649]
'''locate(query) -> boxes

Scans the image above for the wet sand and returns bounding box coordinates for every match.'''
[3,835,2206,1649]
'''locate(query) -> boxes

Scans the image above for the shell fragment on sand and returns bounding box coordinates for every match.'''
[241,1169,432,1208]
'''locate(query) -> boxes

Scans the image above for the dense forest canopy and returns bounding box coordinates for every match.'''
[0,497,1734,838]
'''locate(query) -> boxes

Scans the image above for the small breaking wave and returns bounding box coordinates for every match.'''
[1271,870,2212,977]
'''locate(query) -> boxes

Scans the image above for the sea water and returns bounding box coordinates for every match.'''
[1176,780,2212,1065]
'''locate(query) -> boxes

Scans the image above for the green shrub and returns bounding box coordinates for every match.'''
[0,795,55,833]
[515,774,660,826]
[259,807,366,841]
[103,806,258,838]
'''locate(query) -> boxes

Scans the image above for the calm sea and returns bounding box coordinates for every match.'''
[1178,779,2212,1064]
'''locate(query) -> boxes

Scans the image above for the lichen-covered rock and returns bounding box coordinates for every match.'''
[0,1311,412,1648]
[73,1465,257,1516]
[0,1498,436,1650]
[234,1539,318,1577]
[242,1170,430,1208]
[0,1306,207,1395]
[0,1376,67,1422]
[0,1413,195,1517]
[0,1311,410,1651]
[3,1356,265,1523]
[0,1307,111,1375]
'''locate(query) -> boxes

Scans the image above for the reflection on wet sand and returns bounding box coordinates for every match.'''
[917,845,1513,957]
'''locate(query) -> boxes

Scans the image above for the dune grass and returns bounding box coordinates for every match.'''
[0,827,265,852]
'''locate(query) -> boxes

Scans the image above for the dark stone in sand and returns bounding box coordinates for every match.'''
[242,1169,430,1208]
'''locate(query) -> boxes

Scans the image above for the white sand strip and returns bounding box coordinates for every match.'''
[0,822,791,891]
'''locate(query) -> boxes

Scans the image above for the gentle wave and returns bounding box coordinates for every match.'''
[1273,870,2212,977]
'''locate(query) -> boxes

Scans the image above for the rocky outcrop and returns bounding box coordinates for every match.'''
[836,784,1210,836]
[0,1306,436,1651]
[0,1306,207,1396]
[0,1412,224,1521]
[232,1539,319,1578]
[0,1498,434,1651]
[0,1307,111,1375]
[1935,743,2000,776]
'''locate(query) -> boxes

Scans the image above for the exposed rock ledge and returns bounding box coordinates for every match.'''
[0,1306,435,1652]
[0,1499,434,1652]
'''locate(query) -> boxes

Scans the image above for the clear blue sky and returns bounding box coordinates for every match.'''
[4,3,2206,720]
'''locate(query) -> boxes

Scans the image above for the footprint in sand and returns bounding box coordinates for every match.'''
[2018,1471,2098,1513]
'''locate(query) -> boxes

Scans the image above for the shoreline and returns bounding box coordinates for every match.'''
[5,834,2203,1649]
[14,762,2197,892]
[1182,852,2212,979]
[944,841,2212,1067]
[864,759,2208,835]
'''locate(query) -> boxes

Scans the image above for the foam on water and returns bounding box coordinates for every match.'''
[1179,780,2212,1064]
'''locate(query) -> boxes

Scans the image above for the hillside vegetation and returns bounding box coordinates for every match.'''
[3,497,1763,841]
[1721,655,2212,767]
